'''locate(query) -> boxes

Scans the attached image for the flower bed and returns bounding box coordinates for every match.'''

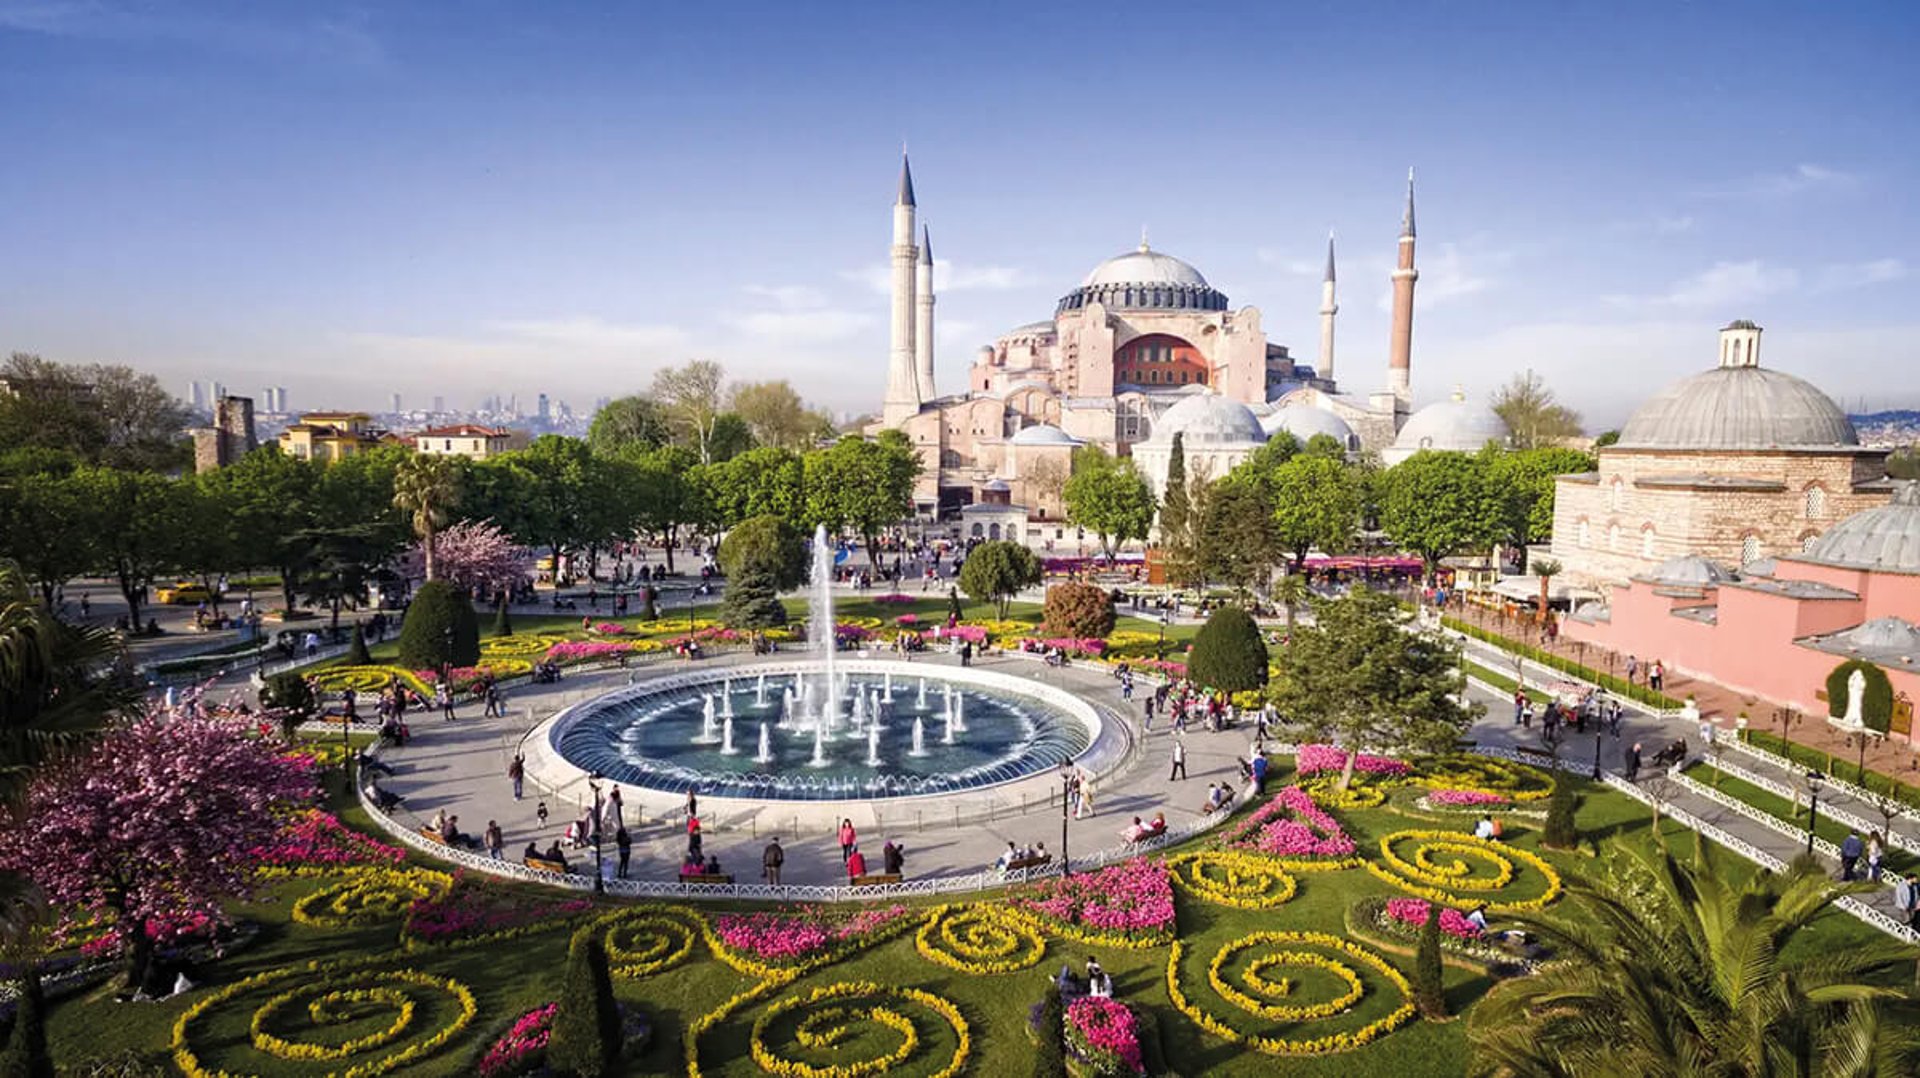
[915,904,1046,974]
[544,639,635,664]
[1066,997,1146,1076]
[713,905,911,964]
[1012,859,1174,947]
[872,593,916,604]
[288,868,453,928]
[1427,788,1511,807]
[403,882,593,945]
[1167,851,1298,910]
[479,1002,556,1078]
[249,810,406,868]
[1215,786,1357,861]
[1165,932,1416,1056]
[1018,636,1107,657]
[1295,744,1412,778]
[749,980,971,1078]
[1363,830,1563,913]
[1383,897,1482,939]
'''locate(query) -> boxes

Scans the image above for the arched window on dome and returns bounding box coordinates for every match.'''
[1741,535,1762,566]
[1640,527,1656,559]
[1578,519,1591,548]
[1803,485,1826,520]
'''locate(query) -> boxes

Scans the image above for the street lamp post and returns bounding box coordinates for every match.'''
[1805,770,1823,859]
[1059,764,1073,878]
[589,772,605,895]
[1591,729,1603,780]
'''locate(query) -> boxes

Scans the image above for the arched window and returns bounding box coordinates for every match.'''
[1610,478,1624,511]
[1802,533,1819,553]
[1640,527,1656,559]
[1608,524,1620,551]
[970,523,984,538]
[1741,535,1761,565]
[1804,486,1826,519]
[1578,519,1591,548]
[988,523,1002,540]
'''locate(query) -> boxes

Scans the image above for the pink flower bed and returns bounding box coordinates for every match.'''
[593,622,629,634]
[1385,897,1483,939]
[713,905,911,962]
[479,1002,557,1078]
[545,639,634,663]
[1217,786,1355,858]
[1067,996,1146,1075]
[872,593,916,604]
[1016,859,1174,941]
[248,810,406,868]
[1429,788,1511,806]
[1021,637,1107,657]
[835,624,874,642]
[934,625,988,645]
[405,885,594,943]
[1294,743,1411,777]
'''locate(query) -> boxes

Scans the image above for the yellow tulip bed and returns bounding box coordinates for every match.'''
[289,868,453,929]
[1166,932,1416,1056]
[913,904,1046,974]
[594,906,703,979]
[309,665,434,699]
[1364,830,1564,912]
[1409,754,1556,802]
[748,980,972,1078]
[1166,851,1300,910]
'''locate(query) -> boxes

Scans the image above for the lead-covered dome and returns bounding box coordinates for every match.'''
[1617,366,1857,450]
[1383,389,1507,464]
[1057,241,1229,315]
[1260,403,1357,449]
[1007,423,1082,448]
[1801,482,1920,573]
[1141,392,1266,447]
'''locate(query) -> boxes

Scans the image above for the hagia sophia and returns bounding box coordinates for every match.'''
[870,156,1509,519]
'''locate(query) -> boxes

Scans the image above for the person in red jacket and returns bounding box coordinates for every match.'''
[838,818,857,862]
[845,845,867,881]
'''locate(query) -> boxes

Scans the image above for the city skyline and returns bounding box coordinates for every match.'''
[3,1,1918,427]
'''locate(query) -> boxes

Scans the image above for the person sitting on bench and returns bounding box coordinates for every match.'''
[542,842,569,871]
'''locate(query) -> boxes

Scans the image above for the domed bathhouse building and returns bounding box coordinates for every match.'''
[874,156,1429,521]
[1548,320,1894,590]
[1380,386,1509,466]
[1563,482,1920,743]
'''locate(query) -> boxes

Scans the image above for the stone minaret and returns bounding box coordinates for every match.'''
[1387,169,1418,400]
[883,154,922,426]
[914,225,936,401]
[1317,231,1338,386]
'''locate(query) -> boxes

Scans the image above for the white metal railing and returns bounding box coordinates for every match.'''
[1701,753,1920,861]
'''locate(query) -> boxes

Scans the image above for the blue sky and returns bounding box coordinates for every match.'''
[2,1,1916,426]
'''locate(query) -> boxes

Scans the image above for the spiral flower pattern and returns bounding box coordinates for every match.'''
[1166,932,1415,1056]
[478,634,569,659]
[174,964,477,1077]
[598,907,702,979]
[291,869,452,928]
[750,981,971,1078]
[1365,829,1563,911]
[915,905,1046,974]
[1167,852,1299,910]
[1413,754,1555,801]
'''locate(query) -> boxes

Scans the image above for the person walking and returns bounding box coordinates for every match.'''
[603,786,624,832]
[846,845,867,882]
[1649,660,1665,693]
[484,820,504,860]
[1076,773,1096,819]
[615,826,632,879]
[838,818,857,862]
[1867,832,1884,881]
[685,787,699,822]
[1840,831,1864,881]
[508,753,525,800]
[1625,742,1643,782]
[1169,738,1188,781]
[436,681,455,722]
[687,814,703,861]
[763,837,785,885]
[1626,654,1639,686]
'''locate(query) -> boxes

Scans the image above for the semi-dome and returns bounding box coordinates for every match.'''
[1260,403,1357,449]
[1007,423,1082,448]
[1616,366,1857,450]
[1801,482,1920,573]
[1141,392,1267,447]
[1057,241,1229,315]
[1384,389,1507,463]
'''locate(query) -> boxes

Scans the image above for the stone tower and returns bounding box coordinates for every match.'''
[1388,169,1418,400]
[1317,231,1338,385]
[914,225,936,401]
[192,394,257,473]
[883,154,923,426]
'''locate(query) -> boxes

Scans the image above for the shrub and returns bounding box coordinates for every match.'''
[1042,581,1116,639]
[721,565,788,630]
[397,580,481,671]
[718,515,807,591]
[1187,606,1267,693]
[960,541,1043,619]
[493,595,512,638]
[0,969,51,1078]
[261,671,316,720]
[1826,659,1893,733]
[547,934,621,1078]
[1032,983,1067,1078]
[344,623,371,666]
[1413,902,1446,1018]
[1541,771,1578,850]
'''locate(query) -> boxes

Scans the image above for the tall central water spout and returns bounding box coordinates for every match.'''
[721,679,734,718]
[720,715,736,754]
[808,523,839,730]
[755,722,774,764]
[698,694,718,743]
[755,673,767,708]
[866,722,882,766]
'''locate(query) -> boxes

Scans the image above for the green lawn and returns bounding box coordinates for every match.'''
[38,762,1891,1076]
[1684,761,1920,876]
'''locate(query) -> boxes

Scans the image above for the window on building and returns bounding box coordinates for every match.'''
[1804,486,1826,519]
[1741,536,1761,565]
[444,439,452,451]
[1640,528,1655,559]
[1578,520,1591,548]
[1608,524,1620,551]
[1610,478,1624,511]
[1802,534,1818,553]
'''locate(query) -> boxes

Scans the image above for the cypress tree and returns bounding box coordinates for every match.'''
[493,595,513,637]
[721,565,788,629]
[344,622,371,665]
[0,970,53,1078]
[1187,606,1269,693]
[397,580,480,670]
[1032,982,1067,1078]
[1414,902,1447,1018]
[547,934,622,1077]
[1542,773,1579,850]
[1160,432,1190,542]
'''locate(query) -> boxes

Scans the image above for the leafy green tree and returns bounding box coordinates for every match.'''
[622,445,702,574]
[958,541,1041,619]
[1198,479,1279,596]
[728,380,835,450]
[707,412,756,462]
[260,671,316,736]
[1188,606,1269,693]
[1300,432,1348,460]
[210,446,319,613]
[295,522,393,632]
[802,433,920,563]
[1236,430,1301,478]
[1272,587,1477,789]
[1467,840,1920,1076]
[1159,432,1191,543]
[1490,369,1582,450]
[547,932,623,1078]
[651,359,727,464]
[69,467,189,627]
[1271,455,1360,570]
[586,396,671,456]
[392,452,464,582]
[0,354,188,472]
[1041,581,1115,639]
[1379,451,1502,582]
[1273,573,1309,638]
[0,560,136,808]
[1062,446,1155,563]
[494,436,602,577]
[703,447,806,528]
[0,471,101,604]
[1593,430,1621,448]
[1157,434,1208,587]
[1487,447,1596,558]
[717,515,807,591]
[397,580,480,671]
[1413,903,1446,1019]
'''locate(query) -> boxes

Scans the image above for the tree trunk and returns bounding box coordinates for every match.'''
[422,523,437,582]
[663,530,678,574]
[1339,745,1358,792]
[281,566,298,615]
[117,567,143,629]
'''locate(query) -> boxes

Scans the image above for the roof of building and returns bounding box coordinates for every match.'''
[1083,243,1210,288]
[1722,576,1859,601]
[1259,402,1357,447]
[1615,365,1858,450]
[1798,481,1920,573]
[1389,388,1508,455]
[1007,423,1083,448]
[1139,392,1267,448]
[1633,554,1740,589]
[1670,604,1720,625]
[418,424,508,438]
[1632,473,1787,492]
[1056,242,1229,315]
[1800,616,1920,668]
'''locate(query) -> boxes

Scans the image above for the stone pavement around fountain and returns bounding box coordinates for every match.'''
[372,649,1256,887]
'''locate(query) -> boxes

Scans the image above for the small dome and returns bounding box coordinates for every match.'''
[1260,403,1356,448]
[1082,245,1211,288]
[1639,554,1739,588]
[1824,617,1920,654]
[1801,482,1920,573]
[1141,392,1266,448]
[1617,366,1857,449]
[1388,391,1508,460]
[1008,423,1081,447]
[982,479,1012,493]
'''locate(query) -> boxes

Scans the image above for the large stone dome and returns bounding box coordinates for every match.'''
[1801,482,1920,573]
[1383,390,1507,464]
[1057,242,1229,315]
[1616,366,1857,450]
[1082,246,1211,288]
[1260,403,1357,450]
[1141,392,1266,448]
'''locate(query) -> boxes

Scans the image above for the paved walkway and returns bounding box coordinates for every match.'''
[371,650,1254,887]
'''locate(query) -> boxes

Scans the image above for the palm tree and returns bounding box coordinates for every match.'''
[1530,557,1561,624]
[392,453,463,582]
[1467,837,1920,1076]
[1274,573,1309,641]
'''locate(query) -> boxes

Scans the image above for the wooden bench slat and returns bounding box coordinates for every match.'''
[851,873,901,887]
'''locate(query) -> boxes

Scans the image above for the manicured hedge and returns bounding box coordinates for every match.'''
[1441,617,1682,710]
[397,581,481,671]
[1825,660,1893,734]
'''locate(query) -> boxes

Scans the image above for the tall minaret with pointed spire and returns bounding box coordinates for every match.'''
[914,225,936,401]
[883,154,922,426]
[1387,169,1418,400]
[1317,231,1338,386]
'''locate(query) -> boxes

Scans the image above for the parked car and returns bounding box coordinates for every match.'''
[155,581,218,604]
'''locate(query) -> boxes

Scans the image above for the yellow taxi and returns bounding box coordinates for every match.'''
[155,582,218,605]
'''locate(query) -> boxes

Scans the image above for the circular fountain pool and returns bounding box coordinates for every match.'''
[544,660,1107,802]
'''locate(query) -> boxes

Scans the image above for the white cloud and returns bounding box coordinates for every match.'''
[1255,247,1326,277]
[1624,260,1799,309]
[1812,258,1906,292]
[842,259,1033,295]
[738,309,874,343]
[1704,163,1859,200]
[743,284,829,310]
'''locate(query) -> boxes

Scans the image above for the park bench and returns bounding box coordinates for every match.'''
[524,857,570,874]
[850,873,901,888]
[1005,854,1052,872]
[678,873,733,885]
[418,827,449,846]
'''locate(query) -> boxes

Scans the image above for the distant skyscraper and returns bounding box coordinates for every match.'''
[390,392,403,414]
[537,393,551,421]
[188,381,205,409]
[432,395,445,413]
